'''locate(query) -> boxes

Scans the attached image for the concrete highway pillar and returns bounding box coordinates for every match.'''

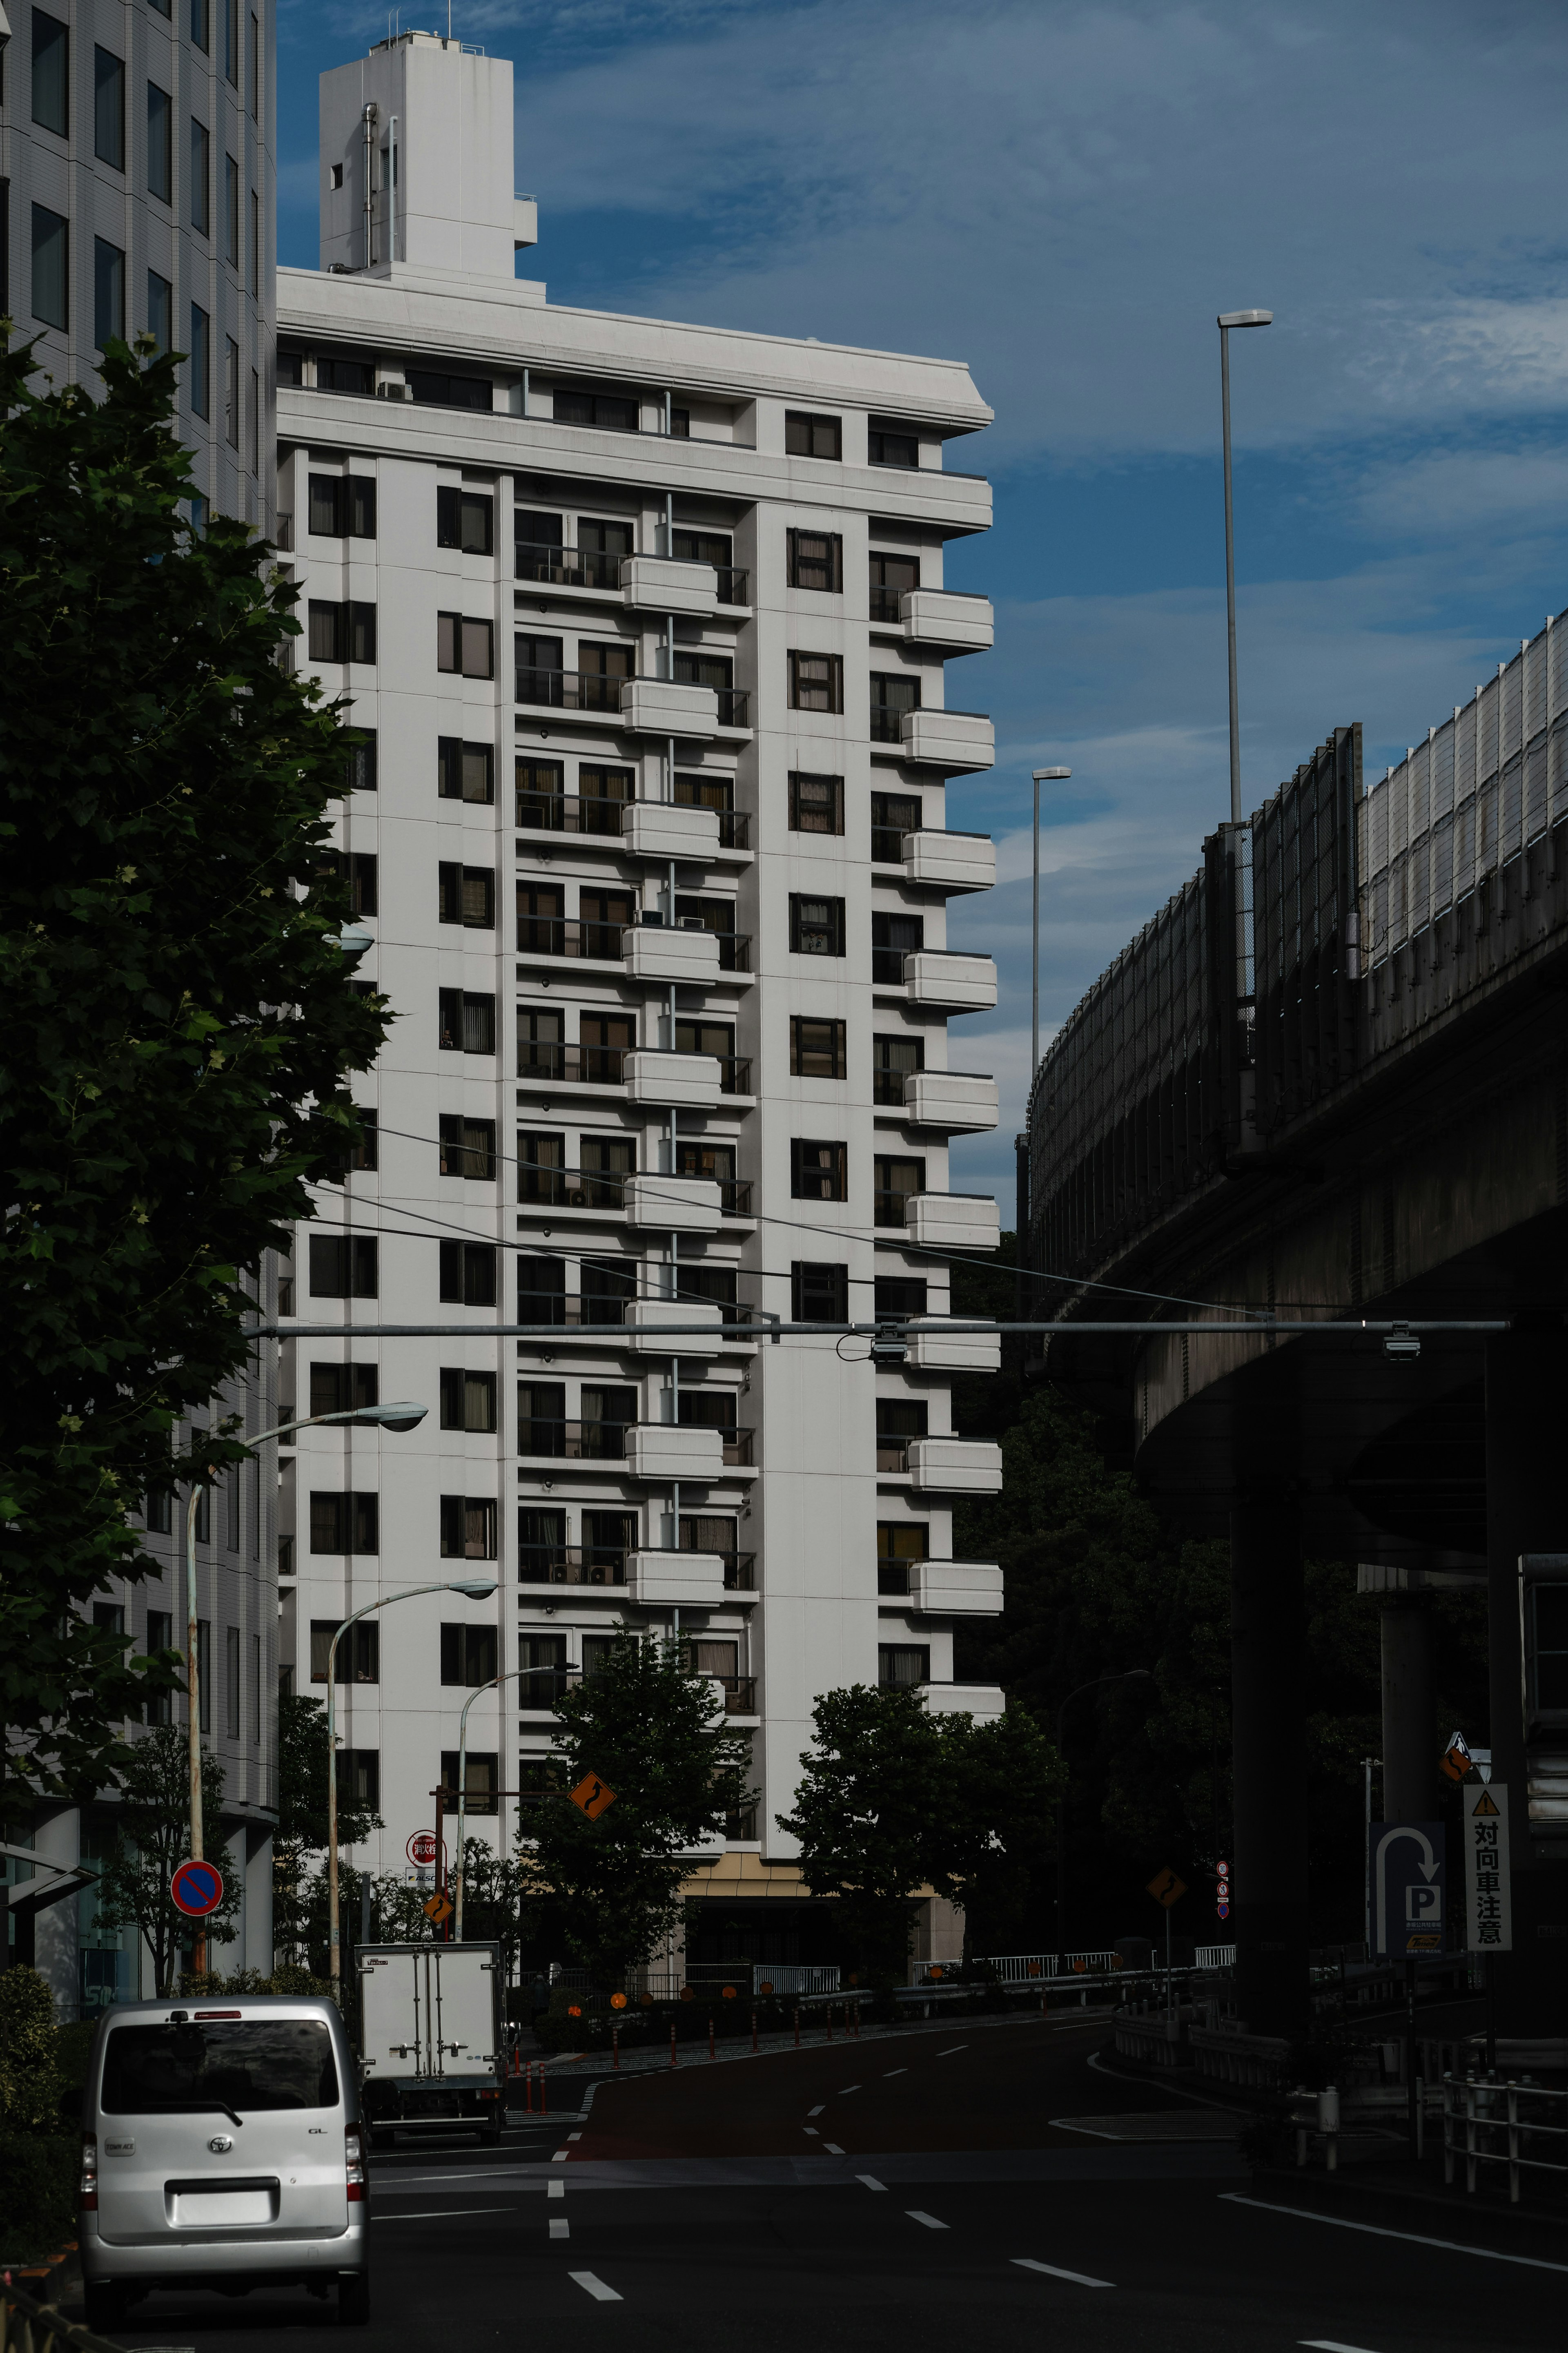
[1380,1600,1437,1825]
[1484,1325,1568,2035]
[1229,1487,1310,2042]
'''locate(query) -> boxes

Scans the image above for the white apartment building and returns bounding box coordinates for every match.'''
[278,33,1006,1980]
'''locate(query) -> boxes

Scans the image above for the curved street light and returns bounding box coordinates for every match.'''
[450,1663,579,1942]
[1054,1669,1154,1973]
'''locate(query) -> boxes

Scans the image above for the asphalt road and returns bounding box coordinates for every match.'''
[95,2014,1566,2353]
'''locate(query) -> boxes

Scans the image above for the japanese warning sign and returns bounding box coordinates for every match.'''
[1462,1782,1512,1953]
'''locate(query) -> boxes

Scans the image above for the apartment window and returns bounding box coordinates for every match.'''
[517,1127,566,1202]
[875,1277,928,1320]
[878,1398,927,1469]
[316,843,378,914]
[94,241,125,351]
[307,1233,378,1298]
[870,671,920,743]
[789,651,843,714]
[517,1257,567,1326]
[869,425,920,468]
[438,1117,497,1182]
[792,1140,847,1202]
[438,612,494,678]
[225,337,240,449]
[249,11,260,114]
[439,1239,497,1306]
[440,1369,498,1433]
[672,649,728,694]
[581,1256,637,1323]
[438,988,496,1055]
[249,189,259,295]
[873,1033,923,1106]
[317,354,374,394]
[438,738,494,803]
[347,731,378,792]
[347,1109,378,1173]
[875,1153,924,1226]
[439,1749,498,1815]
[437,485,495,553]
[552,384,638,432]
[310,1492,379,1555]
[789,894,845,957]
[225,153,240,266]
[225,1466,241,1552]
[32,11,69,136]
[872,911,924,984]
[791,1017,847,1080]
[673,527,731,567]
[191,0,210,51]
[440,1497,499,1562]
[409,368,493,410]
[145,1610,173,1723]
[336,1750,379,1808]
[308,601,377,664]
[197,1620,212,1732]
[308,474,376,538]
[95,47,125,169]
[252,1631,262,1740]
[249,368,259,474]
[788,530,843,593]
[793,1262,848,1322]
[871,791,922,861]
[879,1644,930,1689]
[310,1618,378,1683]
[309,1361,378,1418]
[189,304,211,419]
[225,1627,241,1737]
[437,863,495,928]
[190,120,211,236]
[869,553,920,624]
[517,1381,567,1456]
[225,0,239,82]
[31,207,68,332]
[145,1483,173,1535]
[146,272,172,356]
[789,770,843,835]
[147,87,173,205]
[785,410,841,459]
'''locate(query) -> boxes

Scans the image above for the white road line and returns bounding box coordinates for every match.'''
[883,2068,907,2077]
[552,2149,570,2161]
[1013,2258,1114,2289]
[568,2131,582,2141]
[569,2272,621,2303]
[907,2210,949,2230]
[936,2045,968,2057]
[548,2181,565,2201]
[549,2217,571,2241]
[1300,2340,1382,2351]
[802,2126,819,2137]
[1219,2193,1568,2275]
[857,2175,887,2192]
[822,2142,845,2155]
[370,2206,515,2222]
[808,2104,825,2116]
[838,2085,861,2094]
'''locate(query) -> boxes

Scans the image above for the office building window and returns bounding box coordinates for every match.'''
[94,241,125,351]
[225,1626,241,1737]
[439,1497,498,1560]
[249,12,260,116]
[308,473,376,538]
[336,1751,379,1808]
[249,188,259,294]
[788,530,842,593]
[190,120,210,235]
[784,410,840,459]
[551,384,638,431]
[252,1633,262,1741]
[792,1262,848,1322]
[225,336,240,448]
[95,47,125,170]
[439,1116,497,1181]
[225,0,240,83]
[789,894,845,957]
[307,600,376,664]
[437,611,494,677]
[439,1240,497,1305]
[307,1234,378,1298]
[879,1644,930,1688]
[791,1140,847,1202]
[437,485,495,553]
[191,0,210,52]
[440,1369,498,1433]
[438,738,494,803]
[146,271,172,356]
[437,863,494,928]
[224,153,241,267]
[789,650,843,713]
[309,1491,379,1555]
[32,11,69,137]
[438,1749,498,1814]
[250,368,260,474]
[788,770,843,834]
[409,368,492,410]
[869,424,920,468]
[309,1362,378,1418]
[438,989,496,1055]
[31,206,68,332]
[196,1620,211,1732]
[346,731,377,791]
[317,849,377,917]
[308,1618,377,1684]
[791,1017,847,1080]
[189,303,210,419]
[148,85,173,203]
[316,354,374,394]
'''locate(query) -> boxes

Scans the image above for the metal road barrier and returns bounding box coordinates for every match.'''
[1,2275,121,2353]
[1443,2073,1568,2203]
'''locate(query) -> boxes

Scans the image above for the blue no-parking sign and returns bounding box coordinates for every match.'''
[171,1858,225,1917]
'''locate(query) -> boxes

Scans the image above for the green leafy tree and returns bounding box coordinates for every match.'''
[0,331,386,1813]
[777,1684,946,1980]
[517,1631,754,1985]
[929,1705,1065,1962]
[272,1694,382,1967]
[92,1726,240,1996]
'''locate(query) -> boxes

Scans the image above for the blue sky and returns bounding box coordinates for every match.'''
[278,0,1568,1209]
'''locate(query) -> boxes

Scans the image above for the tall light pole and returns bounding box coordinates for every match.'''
[326,1575,497,1990]
[1030,768,1071,1079]
[1054,1669,1152,1972]
[1216,310,1272,824]
[451,1663,575,1942]
[181,1397,427,1971]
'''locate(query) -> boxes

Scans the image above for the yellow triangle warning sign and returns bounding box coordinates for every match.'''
[1471,1790,1499,1816]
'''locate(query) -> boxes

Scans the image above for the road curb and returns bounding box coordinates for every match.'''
[1247,2161,1568,2261]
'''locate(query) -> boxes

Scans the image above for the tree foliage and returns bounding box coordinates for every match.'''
[517,1631,754,1984]
[271,1694,382,1966]
[92,1726,240,1996]
[0,332,387,1811]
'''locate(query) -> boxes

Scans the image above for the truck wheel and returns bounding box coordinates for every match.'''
[339,2273,372,2328]
[83,2282,125,2335]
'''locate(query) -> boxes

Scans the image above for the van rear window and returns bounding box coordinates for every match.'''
[102,2021,339,2115]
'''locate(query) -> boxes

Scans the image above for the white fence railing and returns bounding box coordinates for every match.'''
[752,1964,840,1996]
[1444,2074,1568,2202]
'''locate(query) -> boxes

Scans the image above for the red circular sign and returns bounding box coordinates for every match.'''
[407,1832,441,1867]
[172,1859,224,1917]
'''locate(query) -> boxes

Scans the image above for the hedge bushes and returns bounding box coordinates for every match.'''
[0,1969,76,2262]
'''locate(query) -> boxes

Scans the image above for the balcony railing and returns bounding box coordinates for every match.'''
[517,1043,629,1085]
[713,568,749,606]
[710,1675,758,1715]
[517,1668,582,1711]
[873,1067,918,1106]
[874,1184,922,1227]
[868,585,902,623]
[670,791,752,849]
[514,1165,754,1216]
[517,915,627,962]
[516,788,631,838]
[518,1164,629,1211]
[518,1418,633,1461]
[516,540,623,590]
[517,1546,627,1586]
[711,688,750,727]
[683,1425,755,1466]
[875,1438,919,1472]
[516,665,630,712]
[871,825,909,862]
[877,1559,922,1595]
[871,703,918,744]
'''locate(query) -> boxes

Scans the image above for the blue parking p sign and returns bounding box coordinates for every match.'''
[1368,1822,1446,1956]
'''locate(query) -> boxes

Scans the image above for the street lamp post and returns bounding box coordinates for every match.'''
[326,1575,497,1991]
[1030,768,1071,1081]
[181,1398,428,1972]
[1216,310,1272,825]
[451,1663,575,1942]
[1054,1670,1153,1973]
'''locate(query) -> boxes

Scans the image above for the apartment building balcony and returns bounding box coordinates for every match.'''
[923,1681,1006,1720]
[902,950,998,1011]
[899,709,995,772]
[623,1423,755,1478]
[514,1165,755,1225]
[900,589,994,652]
[621,801,720,862]
[516,915,628,967]
[517,1545,628,1590]
[624,1048,719,1110]
[517,1667,582,1715]
[904,1319,1002,1373]
[900,830,996,892]
[906,1436,1004,1494]
[877,1558,1004,1615]
[624,920,721,986]
[514,543,749,612]
[704,1674,759,1720]
[517,1042,630,1093]
[513,671,749,736]
[514,665,628,717]
[625,1548,726,1607]
[628,1299,725,1356]
[620,554,719,618]
[904,1192,1002,1251]
[902,1071,999,1132]
[515,782,631,840]
[517,1417,636,1465]
[624,1172,724,1233]
[619,679,711,738]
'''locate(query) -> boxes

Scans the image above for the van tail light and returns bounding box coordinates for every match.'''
[345,2124,365,2203]
[80,2132,99,2211]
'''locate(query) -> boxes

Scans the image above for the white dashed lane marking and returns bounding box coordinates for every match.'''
[549,2217,570,2240]
[569,2272,621,2302]
[1013,2259,1114,2288]
[907,2211,948,2230]
[857,2175,887,2192]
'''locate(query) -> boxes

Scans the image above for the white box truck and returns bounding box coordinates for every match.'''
[357,1942,506,2147]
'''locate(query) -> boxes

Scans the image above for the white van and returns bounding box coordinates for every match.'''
[78,1993,370,2332]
